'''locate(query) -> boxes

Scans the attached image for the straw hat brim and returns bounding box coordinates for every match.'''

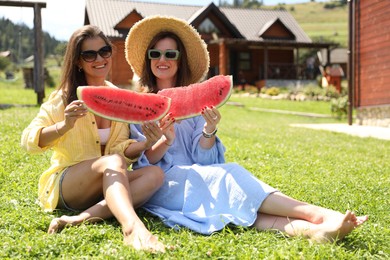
[125,15,210,84]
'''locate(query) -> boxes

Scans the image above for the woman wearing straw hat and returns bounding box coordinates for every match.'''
[51,16,367,244]
[124,15,367,242]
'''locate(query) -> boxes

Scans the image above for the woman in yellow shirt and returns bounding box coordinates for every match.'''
[21,25,166,253]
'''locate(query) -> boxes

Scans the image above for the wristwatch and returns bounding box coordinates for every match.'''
[202,128,218,138]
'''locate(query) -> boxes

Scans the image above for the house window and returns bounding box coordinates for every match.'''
[198,18,220,34]
[239,52,251,70]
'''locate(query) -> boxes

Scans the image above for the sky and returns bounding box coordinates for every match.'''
[0,0,312,41]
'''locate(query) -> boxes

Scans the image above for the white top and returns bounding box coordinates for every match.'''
[98,127,111,145]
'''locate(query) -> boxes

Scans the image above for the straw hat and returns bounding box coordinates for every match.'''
[125,15,210,84]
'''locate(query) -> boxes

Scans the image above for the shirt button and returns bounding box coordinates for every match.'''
[96,141,99,144]
[92,122,95,124]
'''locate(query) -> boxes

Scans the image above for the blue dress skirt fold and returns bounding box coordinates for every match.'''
[130,116,277,235]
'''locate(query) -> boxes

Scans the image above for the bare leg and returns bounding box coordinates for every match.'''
[51,155,165,252]
[48,166,164,234]
[254,192,368,242]
[48,200,111,234]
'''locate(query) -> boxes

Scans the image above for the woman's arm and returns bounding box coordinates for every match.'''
[39,100,88,147]
[199,106,220,149]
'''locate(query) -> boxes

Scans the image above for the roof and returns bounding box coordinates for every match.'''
[0,50,11,57]
[85,0,312,43]
[220,7,309,42]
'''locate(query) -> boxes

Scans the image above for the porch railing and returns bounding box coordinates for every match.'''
[266,63,318,80]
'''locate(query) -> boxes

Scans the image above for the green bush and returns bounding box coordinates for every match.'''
[265,87,280,96]
[303,85,325,98]
[331,95,348,119]
[0,56,11,71]
[44,70,56,88]
[325,85,341,99]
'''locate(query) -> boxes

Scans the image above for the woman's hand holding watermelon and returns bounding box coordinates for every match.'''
[52,100,88,138]
[63,100,88,130]
[140,113,176,150]
[141,121,164,149]
[198,106,220,149]
[159,113,176,146]
[201,106,220,134]
[142,114,176,164]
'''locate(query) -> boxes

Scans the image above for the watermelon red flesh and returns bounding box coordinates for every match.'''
[77,86,171,124]
[157,75,233,120]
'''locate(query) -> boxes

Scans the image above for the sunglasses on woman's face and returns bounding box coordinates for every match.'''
[148,49,180,60]
[80,45,112,62]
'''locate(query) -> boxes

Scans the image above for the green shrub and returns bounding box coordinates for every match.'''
[44,70,56,88]
[325,85,341,99]
[331,95,348,119]
[0,56,11,71]
[265,87,280,96]
[303,85,325,98]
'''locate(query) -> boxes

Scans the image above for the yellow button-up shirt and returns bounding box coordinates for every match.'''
[21,83,136,212]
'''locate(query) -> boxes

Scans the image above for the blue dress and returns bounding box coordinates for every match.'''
[131,116,276,235]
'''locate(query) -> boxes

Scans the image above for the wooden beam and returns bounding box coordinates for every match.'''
[0,1,46,8]
[0,1,47,104]
[219,39,227,75]
[33,2,45,104]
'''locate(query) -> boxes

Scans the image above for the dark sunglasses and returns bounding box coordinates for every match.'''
[148,49,180,60]
[80,45,112,62]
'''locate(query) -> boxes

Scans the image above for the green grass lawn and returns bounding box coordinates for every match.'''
[264,2,348,47]
[0,80,389,258]
[290,2,348,46]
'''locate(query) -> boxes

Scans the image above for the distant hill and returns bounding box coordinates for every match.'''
[263,1,348,47]
[0,17,63,63]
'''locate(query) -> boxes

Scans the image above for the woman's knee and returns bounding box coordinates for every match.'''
[154,166,165,187]
[101,154,128,170]
[145,166,165,189]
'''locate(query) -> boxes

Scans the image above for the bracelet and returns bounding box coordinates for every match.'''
[55,123,62,136]
[202,128,218,138]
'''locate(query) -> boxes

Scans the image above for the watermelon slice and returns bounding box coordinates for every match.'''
[77,86,171,124]
[157,75,233,120]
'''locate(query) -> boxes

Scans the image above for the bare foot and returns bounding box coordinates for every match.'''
[309,207,344,224]
[310,210,368,243]
[123,223,165,253]
[354,215,369,226]
[47,215,81,234]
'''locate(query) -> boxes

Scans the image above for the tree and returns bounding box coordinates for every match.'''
[0,56,11,71]
[54,42,67,66]
[229,0,263,8]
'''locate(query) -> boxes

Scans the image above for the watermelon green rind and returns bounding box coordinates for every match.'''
[77,86,171,124]
[157,75,233,120]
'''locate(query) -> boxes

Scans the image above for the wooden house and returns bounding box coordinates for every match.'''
[84,0,334,88]
[351,0,390,127]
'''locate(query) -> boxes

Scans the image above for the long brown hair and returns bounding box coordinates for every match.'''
[139,32,191,93]
[58,25,112,105]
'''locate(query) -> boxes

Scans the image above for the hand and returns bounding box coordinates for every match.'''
[201,106,220,133]
[64,100,88,130]
[141,121,163,149]
[159,113,176,145]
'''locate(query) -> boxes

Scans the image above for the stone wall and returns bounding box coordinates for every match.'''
[357,105,390,127]
[264,79,317,89]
